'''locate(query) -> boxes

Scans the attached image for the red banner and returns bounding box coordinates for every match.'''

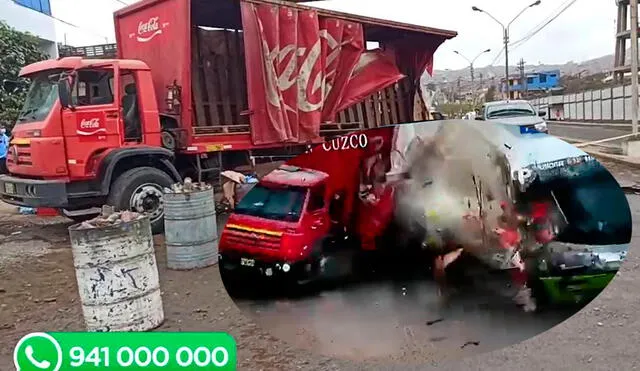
[241,3,406,145]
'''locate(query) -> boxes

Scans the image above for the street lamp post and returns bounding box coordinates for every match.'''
[472,1,541,99]
[453,48,491,84]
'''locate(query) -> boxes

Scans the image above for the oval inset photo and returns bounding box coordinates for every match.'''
[218,119,632,364]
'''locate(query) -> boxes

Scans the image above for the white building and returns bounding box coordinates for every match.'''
[1,0,127,60]
[0,0,58,57]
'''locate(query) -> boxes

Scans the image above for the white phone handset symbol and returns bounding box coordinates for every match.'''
[25,345,51,369]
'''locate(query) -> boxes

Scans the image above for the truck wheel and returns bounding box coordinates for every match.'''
[107,167,174,234]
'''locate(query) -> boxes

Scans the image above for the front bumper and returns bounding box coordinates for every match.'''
[0,175,68,208]
[219,252,311,280]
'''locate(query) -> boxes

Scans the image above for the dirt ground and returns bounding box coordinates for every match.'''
[0,158,639,370]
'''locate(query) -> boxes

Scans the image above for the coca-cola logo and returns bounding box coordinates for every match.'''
[129,16,169,43]
[138,17,159,35]
[77,117,107,136]
[80,118,101,129]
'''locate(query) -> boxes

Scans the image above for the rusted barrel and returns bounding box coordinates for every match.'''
[164,187,218,270]
[68,216,164,332]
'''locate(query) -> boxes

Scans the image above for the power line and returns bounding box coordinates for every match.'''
[510,0,579,50]
[510,0,575,47]
[113,0,131,6]
[485,0,579,67]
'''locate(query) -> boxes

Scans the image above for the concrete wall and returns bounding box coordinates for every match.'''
[529,84,640,122]
[0,0,57,57]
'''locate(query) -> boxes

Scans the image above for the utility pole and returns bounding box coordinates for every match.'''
[504,29,510,98]
[518,58,526,99]
[631,0,639,134]
[472,1,541,101]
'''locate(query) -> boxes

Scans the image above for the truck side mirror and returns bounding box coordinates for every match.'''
[58,77,73,109]
[2,79,18,93]
[538,110,546,117]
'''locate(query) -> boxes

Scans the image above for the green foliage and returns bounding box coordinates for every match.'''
[0,21,49,130]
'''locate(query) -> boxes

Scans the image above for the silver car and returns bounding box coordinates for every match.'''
[477,100,548,134]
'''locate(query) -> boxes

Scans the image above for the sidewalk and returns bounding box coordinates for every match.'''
[581,146,640,189]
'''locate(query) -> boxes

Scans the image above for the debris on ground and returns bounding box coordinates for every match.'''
[461,341,480,349]
[426,318,445,326]
[164,177,212,194]
[76,205,144,229]
[221,170,257,209]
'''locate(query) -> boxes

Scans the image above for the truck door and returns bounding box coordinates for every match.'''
[119,70,143,143]
[61,64,121,178]
[305,184,330,244]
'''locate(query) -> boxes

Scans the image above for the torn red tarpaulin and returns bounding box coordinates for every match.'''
[241,2,406,145]
[336,49,405,113]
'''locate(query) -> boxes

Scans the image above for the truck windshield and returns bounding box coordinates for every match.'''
[16,70,63,125]
[234,184,306,222]
[486,102,536,119]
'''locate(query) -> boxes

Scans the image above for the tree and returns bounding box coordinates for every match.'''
[0,21,48,131]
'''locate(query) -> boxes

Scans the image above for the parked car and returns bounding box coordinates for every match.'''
[477,100,548,133]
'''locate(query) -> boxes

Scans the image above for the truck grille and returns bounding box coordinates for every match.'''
[224,224,282,249]
[7,144,32,166]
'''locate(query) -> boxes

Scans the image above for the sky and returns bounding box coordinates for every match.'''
[51,0,616,71]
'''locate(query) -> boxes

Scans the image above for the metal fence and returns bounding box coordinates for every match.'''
[57,43,118,59]
[529,84,639,122]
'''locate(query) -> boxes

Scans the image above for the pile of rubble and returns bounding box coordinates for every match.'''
[76,205,144,229]
[164,177,212,194]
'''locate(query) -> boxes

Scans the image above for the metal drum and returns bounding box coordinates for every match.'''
[164,187,218,270]
[68,216,164,332]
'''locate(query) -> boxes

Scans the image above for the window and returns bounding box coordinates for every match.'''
[71,69,115,106]
[540,74,547,83]
[234,185,306,222]
[527,77,534,84]
[15,70,62,125]
[307,185,326,212]
[14,0,51,16]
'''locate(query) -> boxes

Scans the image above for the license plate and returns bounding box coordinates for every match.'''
[240,258,255,267]
[4,182,16,195]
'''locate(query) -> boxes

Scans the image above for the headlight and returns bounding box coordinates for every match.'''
[534,122,548,132]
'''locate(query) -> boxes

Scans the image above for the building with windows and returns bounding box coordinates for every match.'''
[501,69,561,99]
[1,0,58,58]
[512,69,561,92]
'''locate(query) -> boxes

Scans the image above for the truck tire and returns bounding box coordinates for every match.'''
[107,167,174,234]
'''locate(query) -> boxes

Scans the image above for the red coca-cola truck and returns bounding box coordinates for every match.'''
[219,127,402,285]
[0,0,456,233]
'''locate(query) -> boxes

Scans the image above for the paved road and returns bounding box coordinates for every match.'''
[548,122,629,147]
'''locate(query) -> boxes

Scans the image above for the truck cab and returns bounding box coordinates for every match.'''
[0,57,180,232]
[219,165,332,280]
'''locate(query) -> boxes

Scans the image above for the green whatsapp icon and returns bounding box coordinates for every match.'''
[14,333,63,371]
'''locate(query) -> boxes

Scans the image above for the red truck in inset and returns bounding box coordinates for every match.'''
[218,127,405,287]
[0,0,456,233]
